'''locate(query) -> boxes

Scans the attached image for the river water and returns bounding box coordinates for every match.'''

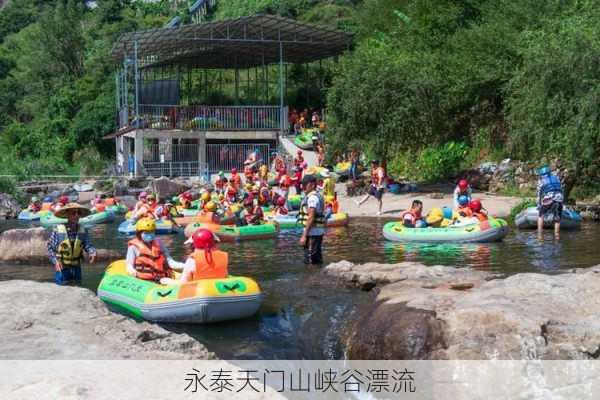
[1,218,599,359]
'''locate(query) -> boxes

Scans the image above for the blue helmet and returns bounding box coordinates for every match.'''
[458,195,469,206]
[537,165,551,176]
[43,196,53,203]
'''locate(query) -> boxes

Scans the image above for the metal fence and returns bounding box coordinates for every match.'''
[141,161,209,179]
[206,143,271,174]
[143,143,199,163]
[137,105,284,131]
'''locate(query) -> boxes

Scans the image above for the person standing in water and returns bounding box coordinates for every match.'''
[47,203,97,285]
[536,165,564,239]
[298,175,327,265]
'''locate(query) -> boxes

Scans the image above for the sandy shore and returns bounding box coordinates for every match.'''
[337,183,522,219]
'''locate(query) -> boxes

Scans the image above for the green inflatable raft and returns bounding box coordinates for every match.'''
[40,210,116,229]
[383,218,508,243]
[294,131,314,150]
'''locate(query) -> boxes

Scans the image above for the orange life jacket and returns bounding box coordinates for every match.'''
[189,249,229,280]
[95,203,106,212]
[135,204,155,219]
[401,209,421,225]
[105,198,116,206]
[128,238,169,281]
[473,211,488,221]
[458,206,473,218]
[41,202,52,212]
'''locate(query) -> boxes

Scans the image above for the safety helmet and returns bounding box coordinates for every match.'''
[182,192,193,201]
[469,199,483,213]
[231,168,238,174]
[425,208,444,225]
[31,196,39,202]
[204,201,217,212]
[171,196,179,204]
[139,191,148,199]
[200,192,210,202]
[135,218,156,233]
[458,179,469,190]
[218,170,225,177]
[458,195,469,206]
[190,228,217,250]
[43,196,53,203]
[276,197,286,206]
[538,165,551,176]
[59,195,69,205]
[230,204,242,214]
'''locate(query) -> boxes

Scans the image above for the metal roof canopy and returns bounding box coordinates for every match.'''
[112,14,353,70]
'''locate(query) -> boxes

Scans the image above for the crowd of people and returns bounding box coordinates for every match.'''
[288,108,325,134]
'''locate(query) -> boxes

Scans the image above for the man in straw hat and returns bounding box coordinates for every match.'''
[47,203,97,285]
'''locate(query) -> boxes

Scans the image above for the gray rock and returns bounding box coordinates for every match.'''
[329,261,600,360]
[0,193,21,219]
[0,280,214,359]
[0,227,120,264]
[151,176,190,200]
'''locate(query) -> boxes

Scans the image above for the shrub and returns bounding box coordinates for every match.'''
[72,147,107,176]
[414,142,468,182]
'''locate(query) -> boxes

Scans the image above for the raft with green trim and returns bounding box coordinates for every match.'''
[40,210,116,229]
[266,211,349,229]
[514,206,582,230]
[334,161,351,176]
[184,222,278,242]
[287,194,302,210]
[106,204,128,214]
[118,219,176,235]
[383,217,509,243]
[97,260,262,324]
[294,131,314,150]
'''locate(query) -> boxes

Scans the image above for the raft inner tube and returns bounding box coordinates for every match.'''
[40,210,116,229]
[97,260,262,324]
[514,206,582,230]
[383,218,508,243]
[185,222,278,242]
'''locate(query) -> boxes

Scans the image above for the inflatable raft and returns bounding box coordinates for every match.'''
[97,260,262,324]
[294,131,314,150]
[118,219,176,235]
[266,212,349,229]
[185,222,278,242]
[17,210,49,221]
[40,210,115,229]
[334,162,351,177]
[287,194,302,210]
[383,218,508,243]
[106,204,128,214]
[514,207,582,230]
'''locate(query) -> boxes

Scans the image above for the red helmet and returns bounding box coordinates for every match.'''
[183,192,193,201]
[458,179,469,190]
[277,197,286,206]
[231,168,237,174]
[243,196,254,207]
[469,199,482,213]
[59,195,69,205]
[191,229,215,250]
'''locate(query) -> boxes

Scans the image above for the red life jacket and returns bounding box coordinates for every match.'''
[128,238,169,281]
[401,209,421,226]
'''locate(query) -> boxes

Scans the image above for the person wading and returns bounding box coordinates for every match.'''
[297,175,327,265]
[47,203,97,285]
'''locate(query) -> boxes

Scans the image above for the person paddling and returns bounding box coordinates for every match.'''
[47,203,97,285]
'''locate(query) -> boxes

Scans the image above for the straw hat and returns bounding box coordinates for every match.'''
[55,203,91,218]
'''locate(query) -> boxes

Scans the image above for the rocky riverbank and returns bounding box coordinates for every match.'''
[0,227,120,264]
[325,261,600,360]
[0,280,214,359]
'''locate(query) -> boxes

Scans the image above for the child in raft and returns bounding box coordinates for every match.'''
[401,200,425,228]
[160,229,229,284]
[28,196,42,212]
[273,196,289,216]
[240,196,264,226]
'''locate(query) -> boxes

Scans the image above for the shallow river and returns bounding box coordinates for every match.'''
[1,218,599,359]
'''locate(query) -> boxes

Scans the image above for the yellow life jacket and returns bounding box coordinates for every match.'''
[297,191,326,227]
[55,225,84,267]
[323,177,335,198]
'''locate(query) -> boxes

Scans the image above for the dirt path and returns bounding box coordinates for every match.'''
[337,183,522,219]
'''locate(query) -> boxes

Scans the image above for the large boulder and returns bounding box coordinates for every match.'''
[326,261,600,360]
[0,227,120,264]
[0,193,21,219]
[151,176,191,199]
[0,280,214,359]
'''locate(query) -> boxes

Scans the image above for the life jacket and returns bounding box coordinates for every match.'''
[105,198,116,206]
[29,203,41,212]
[540,174,562,197]
[473,211,488,222]
[55,225,85,268]
[401,209,420,226]
[258,188,270,205]
[244,206,263,224]
[135,204,154,219]
[372,167,385,186]
[128,238,169,281]
[197,211,217,224]
[279,175,291,188]
[458,206,473,218]
[323,178,335,198]
[41,202,52,212]
[297,191,325,227]
[189,249,229,280]
[95,203,106,212]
